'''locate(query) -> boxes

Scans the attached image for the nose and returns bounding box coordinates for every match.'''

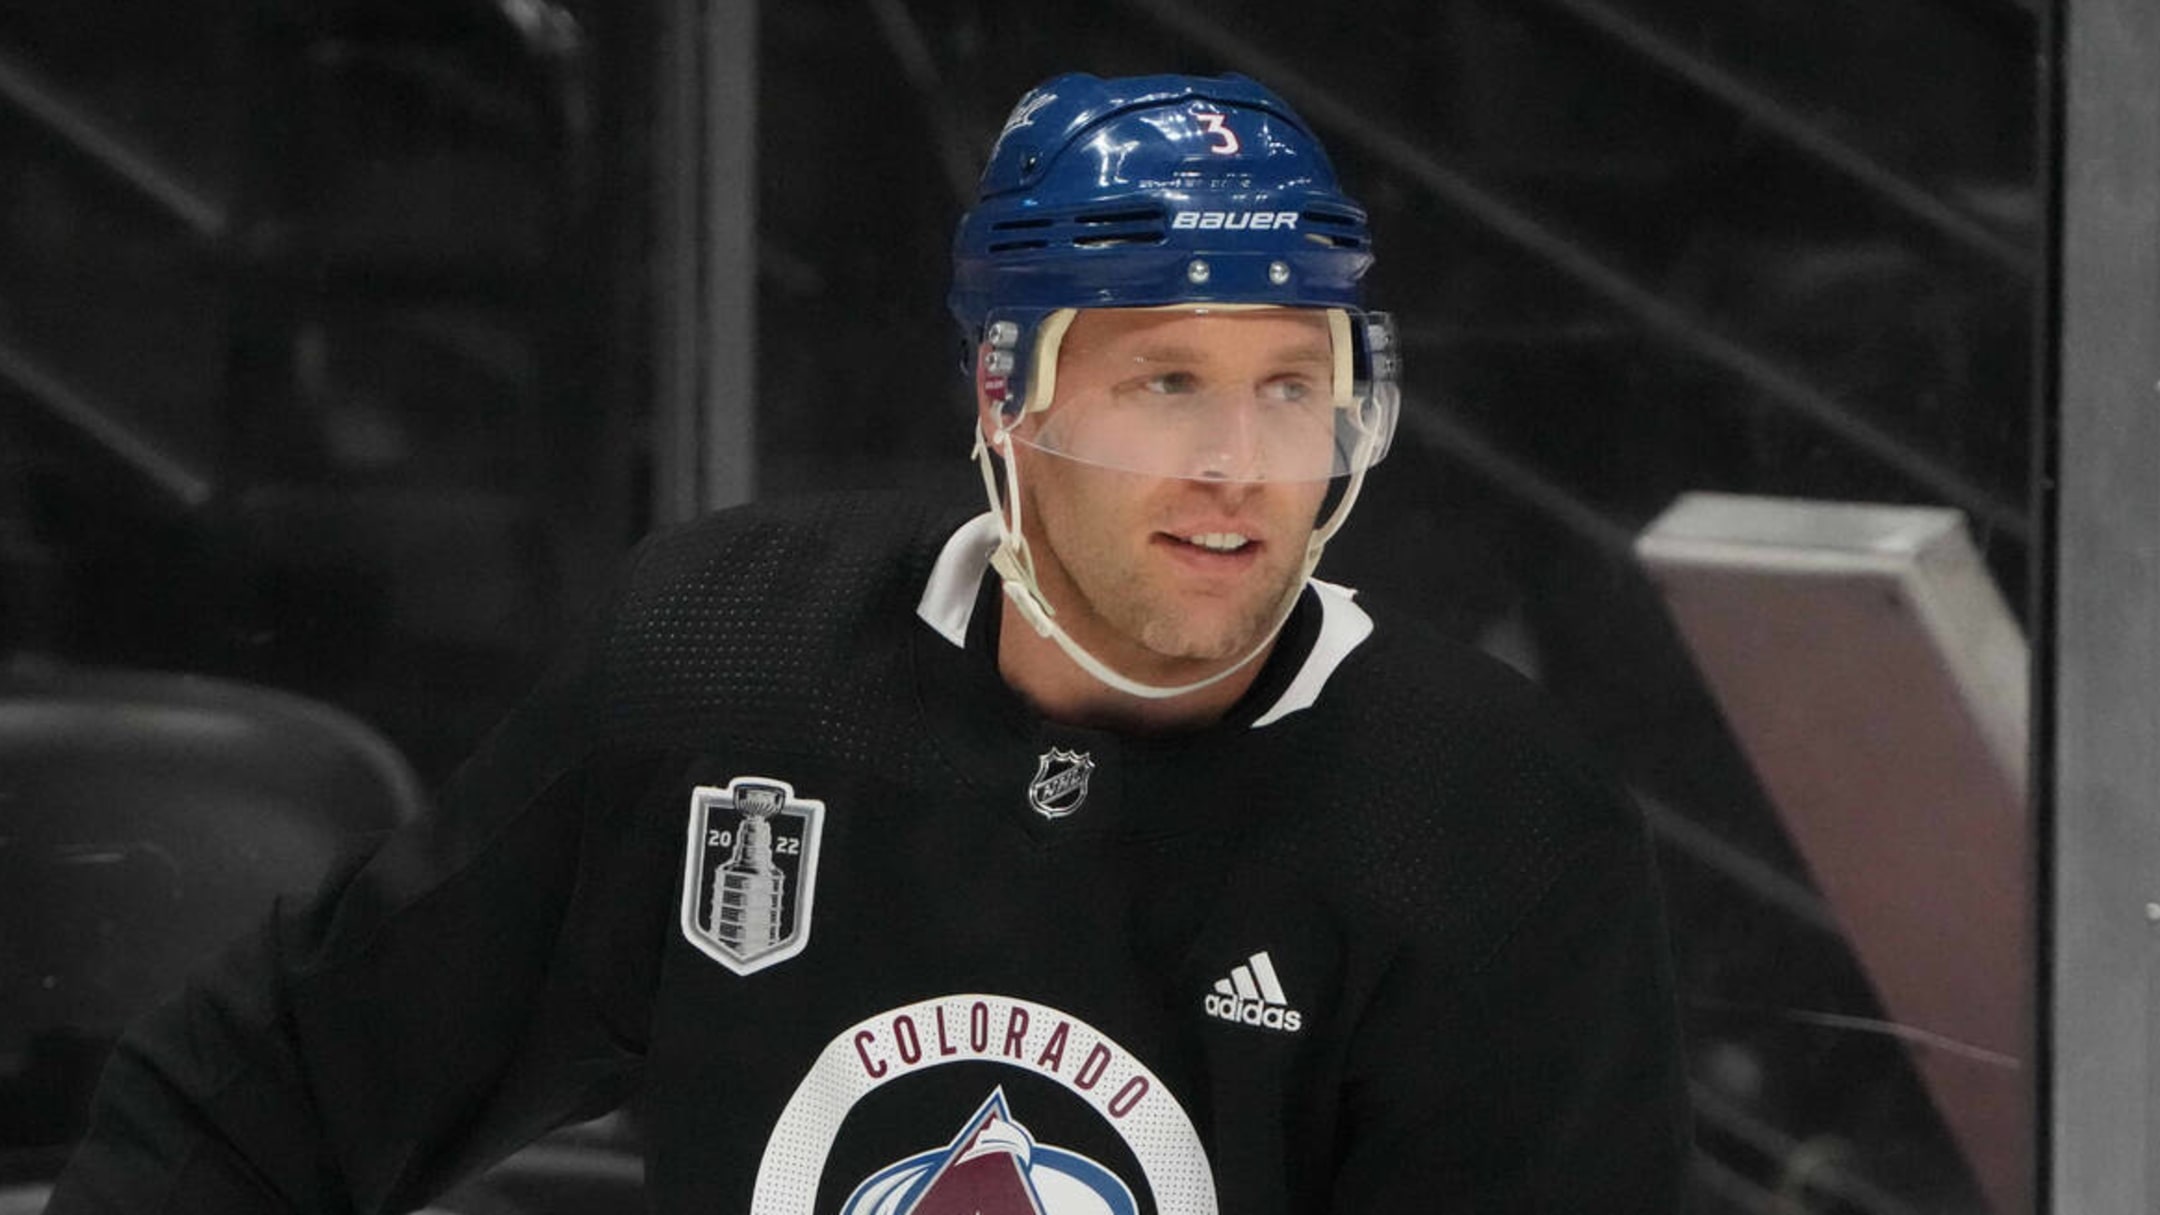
[1191,396,1266,482]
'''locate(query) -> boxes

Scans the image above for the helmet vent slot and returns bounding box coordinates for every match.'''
[990,214,1098,254]
[1074,208,1161,226]
[1069,206,1165,248]
[1071,231,1164,248]
[1299,209,1367,249]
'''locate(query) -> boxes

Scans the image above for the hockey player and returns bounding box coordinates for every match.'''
[51,73,1687,1213]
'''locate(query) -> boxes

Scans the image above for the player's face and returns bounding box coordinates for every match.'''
[1003,308,1334,675]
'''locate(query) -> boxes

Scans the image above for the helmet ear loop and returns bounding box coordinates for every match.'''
[973,358,1056,638]
[1297,307,1376,577]
[1301,392,1387,582]
[974,313,1081,638]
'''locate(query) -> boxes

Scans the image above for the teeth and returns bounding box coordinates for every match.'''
[1183,532,1250,552]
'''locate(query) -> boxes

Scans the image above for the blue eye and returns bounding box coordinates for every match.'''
[1260,376,1317,404]
[1144,371,1201,395]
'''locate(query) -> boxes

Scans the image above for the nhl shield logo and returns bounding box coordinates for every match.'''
[1027,748,1095,820]
[680,777,826,976]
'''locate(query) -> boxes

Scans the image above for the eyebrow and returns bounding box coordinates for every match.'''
[1126,342,1334,367]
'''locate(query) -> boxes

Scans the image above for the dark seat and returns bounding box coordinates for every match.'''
[0,657,643,1214]
[0,658,426,1159]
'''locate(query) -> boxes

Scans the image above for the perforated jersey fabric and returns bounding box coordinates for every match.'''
[596,494,947,773]
[49,491,1688,1215]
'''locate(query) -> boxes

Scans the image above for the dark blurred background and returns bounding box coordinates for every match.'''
[0,1,2047,1211]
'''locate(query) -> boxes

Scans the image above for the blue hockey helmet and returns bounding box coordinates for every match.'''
[951,72,1397,476]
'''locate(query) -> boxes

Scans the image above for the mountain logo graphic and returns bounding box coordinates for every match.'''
[840,1088,1137,1215]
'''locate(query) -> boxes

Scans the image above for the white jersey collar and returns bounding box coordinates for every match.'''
[915,512,1373,729]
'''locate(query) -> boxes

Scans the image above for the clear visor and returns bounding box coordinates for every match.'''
[1005,306,1396,484]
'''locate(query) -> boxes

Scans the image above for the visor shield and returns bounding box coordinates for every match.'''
[1006,306,1397,483]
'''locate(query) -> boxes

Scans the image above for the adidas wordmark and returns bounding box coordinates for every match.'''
[1203,950,1304,1033]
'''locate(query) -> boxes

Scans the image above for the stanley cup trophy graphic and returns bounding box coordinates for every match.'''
[710,782,788,956]
[680,775,822,975]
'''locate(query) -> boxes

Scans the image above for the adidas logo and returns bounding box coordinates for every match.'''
[1202,951,1304,1033]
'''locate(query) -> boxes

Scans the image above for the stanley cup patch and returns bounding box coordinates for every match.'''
[680,777,826,976]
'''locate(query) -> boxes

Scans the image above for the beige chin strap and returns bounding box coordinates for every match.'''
[970,409,1378,702]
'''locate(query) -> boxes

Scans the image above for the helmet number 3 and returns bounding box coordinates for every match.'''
[1196,110,1241,155]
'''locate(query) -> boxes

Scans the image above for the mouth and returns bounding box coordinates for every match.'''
[1179,531,1251,553]
[1153,529,1261,565]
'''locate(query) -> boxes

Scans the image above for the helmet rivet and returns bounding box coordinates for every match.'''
[1268,260,1291,286]
[1186,258,1211,285]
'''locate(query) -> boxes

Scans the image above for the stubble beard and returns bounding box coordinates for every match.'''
[1119,554,1298,663]
[1028,477,1306,670]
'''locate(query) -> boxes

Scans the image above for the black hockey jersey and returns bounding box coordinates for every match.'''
[50,492,1688,1214]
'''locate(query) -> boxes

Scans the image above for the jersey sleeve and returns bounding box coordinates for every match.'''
[46,585,665,1214]
[1327,797,1691,1213]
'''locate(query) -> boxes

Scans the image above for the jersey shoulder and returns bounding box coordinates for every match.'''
[591,491,977,758]
[618,490,972,616]
[1318,594,1618,806]
[1266,594,1650,958]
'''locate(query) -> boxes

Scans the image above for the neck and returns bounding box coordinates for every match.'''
[995,596,1269,733]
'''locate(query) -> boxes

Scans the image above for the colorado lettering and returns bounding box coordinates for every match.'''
[1170,210,1300,231]
[847,996,1153,1120]
[761,993,1216,1212]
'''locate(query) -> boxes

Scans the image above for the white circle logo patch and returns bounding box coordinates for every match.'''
[753,993,1217,1214]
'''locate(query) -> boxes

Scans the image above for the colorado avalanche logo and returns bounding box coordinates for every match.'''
[754,994,1217,1213]
[1028,749,1095,820]
[679,777,825,975]
[842,1089,1136,1215]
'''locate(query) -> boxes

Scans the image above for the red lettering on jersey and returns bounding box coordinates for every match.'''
[1002,1006,1030,1058]
[1036,1020,1071,1072]
[1073,1043,1111,1091]
[894,1014,922,1065]
[1108,1075,1150,1118]
[970,1001,991,1052]
[854,1030,886,1079]
[934,1006,958,1057]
